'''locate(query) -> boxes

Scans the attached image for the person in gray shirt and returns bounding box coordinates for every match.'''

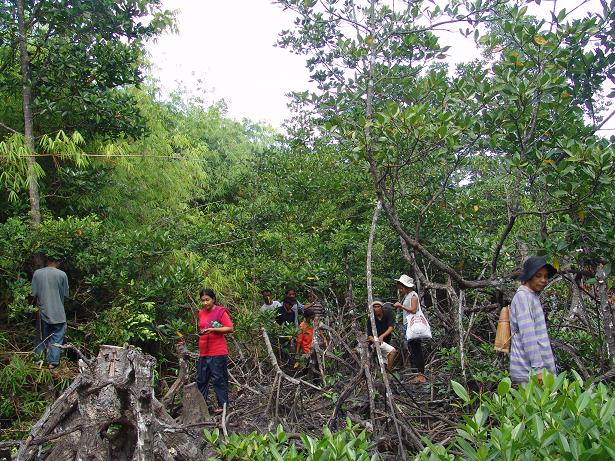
[31,256,69,368]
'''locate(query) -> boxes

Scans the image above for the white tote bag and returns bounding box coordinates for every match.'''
[405,307,432,340]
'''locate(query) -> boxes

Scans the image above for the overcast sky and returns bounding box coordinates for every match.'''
[146,0,612,132]
[146,0,308,128]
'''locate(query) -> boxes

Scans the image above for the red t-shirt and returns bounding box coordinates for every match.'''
[198,306,233,357]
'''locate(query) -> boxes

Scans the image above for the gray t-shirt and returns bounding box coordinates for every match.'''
[31,266,69,324]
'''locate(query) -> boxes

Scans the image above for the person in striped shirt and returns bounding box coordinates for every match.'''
[509,256,557,384]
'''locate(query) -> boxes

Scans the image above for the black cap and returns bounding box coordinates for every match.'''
[519,256,557,282]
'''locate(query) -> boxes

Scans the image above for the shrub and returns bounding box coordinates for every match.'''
[203,419,379,461]
[86,292,158,347]
[416,372,615,461]
[0,353,69,440]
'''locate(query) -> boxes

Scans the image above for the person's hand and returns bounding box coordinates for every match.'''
[537,372,543,385]
[200,328,213,335]
[378,334,386,343]
[393,302,403,310]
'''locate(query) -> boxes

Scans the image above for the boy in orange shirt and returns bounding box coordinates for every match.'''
[295,308,328,380]
[296,308,316,354]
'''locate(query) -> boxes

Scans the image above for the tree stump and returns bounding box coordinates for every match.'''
[16,345,206,461]
[180,383,210,425]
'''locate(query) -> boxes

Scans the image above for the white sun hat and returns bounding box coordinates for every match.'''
[394,274,415,288]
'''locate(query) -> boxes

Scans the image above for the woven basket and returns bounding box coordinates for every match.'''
[494,306,511,353]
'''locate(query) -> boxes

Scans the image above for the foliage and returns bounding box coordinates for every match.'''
[418,372,615,461]
[0,217,28,312]
[86,292,157,347]
[437,344,509,390]
[29,215,101,262]
[276,0,615,283]
[203,419,379,461]
[0,352,71,440]
[0,0,174,139]
[0,0,174,213]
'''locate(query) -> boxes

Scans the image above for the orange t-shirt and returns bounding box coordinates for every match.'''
[296,321,314,353]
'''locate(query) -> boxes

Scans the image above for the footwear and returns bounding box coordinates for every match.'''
[213,408,224,415]
[48,363,58,370]
[409,374,427,384]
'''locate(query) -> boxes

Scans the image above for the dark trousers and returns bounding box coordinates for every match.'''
[407,339,425,373]
[197,355,229,407]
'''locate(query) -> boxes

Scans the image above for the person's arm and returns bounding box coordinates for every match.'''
[394,293,417,314]
[378,326,394,343]
[366,320,375,343]
[319,330,328,348]
[378,311,395,343]
[201,311,234,335]
[31,272,39,305]
[202,326,233,334]
[296,326,305,352]
[63,273,69,298]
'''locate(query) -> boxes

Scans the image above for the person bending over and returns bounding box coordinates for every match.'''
[367,300,397,372]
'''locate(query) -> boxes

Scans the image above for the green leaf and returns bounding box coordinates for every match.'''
[533,414,544,441]
[576,391,591,413]
[498,378,512,396]
[511,421,525,441]
[451,381,470,404]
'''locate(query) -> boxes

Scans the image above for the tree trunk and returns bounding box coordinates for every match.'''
[457,290,467,386]
[16,345,205,461]
[15,0,41,226]
[366,198,420,455]
[597,264,615,363]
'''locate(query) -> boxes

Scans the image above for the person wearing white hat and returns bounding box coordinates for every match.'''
[366,300,397,372]
[394,275,426,383]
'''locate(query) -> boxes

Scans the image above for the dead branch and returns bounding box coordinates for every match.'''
[162,341,191,408]
[55,343,91,366]
[261,327,322,391]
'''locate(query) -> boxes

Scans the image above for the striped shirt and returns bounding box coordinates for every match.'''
[509,285,556,382]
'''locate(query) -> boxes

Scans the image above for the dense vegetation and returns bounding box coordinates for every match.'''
[1,0,614,459]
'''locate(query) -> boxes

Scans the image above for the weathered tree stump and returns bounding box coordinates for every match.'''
[180,383,210,425]
[16,345,208,461]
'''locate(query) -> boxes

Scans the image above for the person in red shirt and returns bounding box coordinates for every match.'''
[197,288,233,413]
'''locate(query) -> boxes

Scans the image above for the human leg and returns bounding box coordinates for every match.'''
[407,339,425,373]
[407,339,426,383]
[209,355,229,408]
[35,320,49,355]
[196,357,212,402]
[380,342,397,371]
[46,323,66,366]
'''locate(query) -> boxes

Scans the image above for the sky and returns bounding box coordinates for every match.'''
[146,0,612,132]
[146,0,309,129]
